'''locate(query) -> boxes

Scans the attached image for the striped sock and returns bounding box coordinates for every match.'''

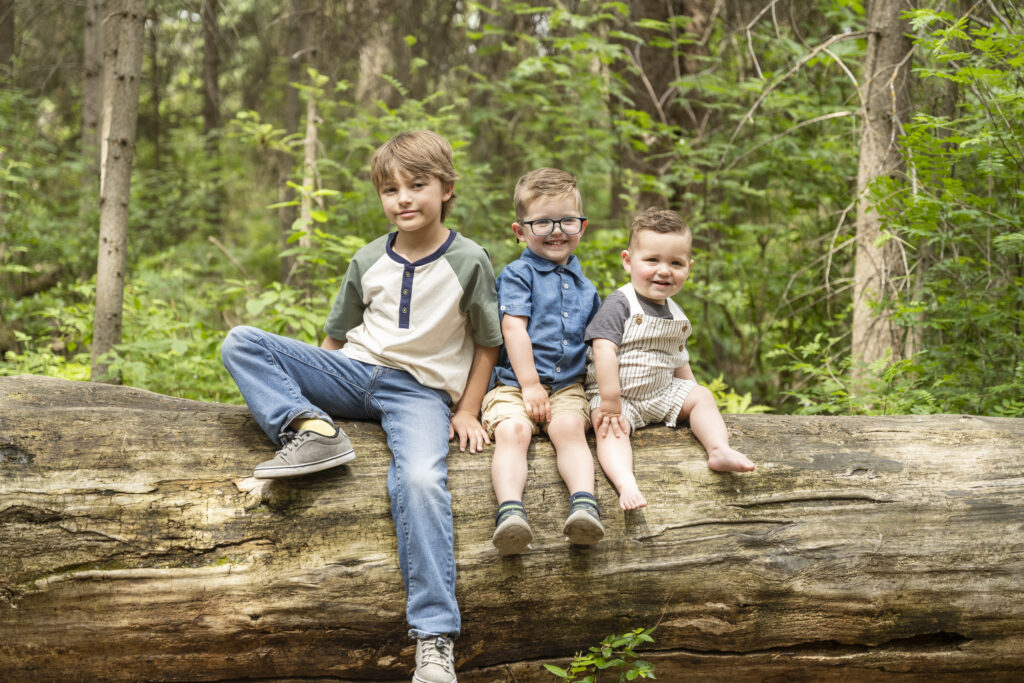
[569,491,600,520]
[495,500,527,527]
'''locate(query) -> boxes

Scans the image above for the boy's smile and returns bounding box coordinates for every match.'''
[512,196,586,265]
[622,230,694,304]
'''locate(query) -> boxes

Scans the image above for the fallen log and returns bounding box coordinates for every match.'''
[1,374,1023,682]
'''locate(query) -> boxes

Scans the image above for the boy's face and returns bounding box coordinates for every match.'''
[512,195,586,265]
[622,229,694,304]
[378,171,452,236]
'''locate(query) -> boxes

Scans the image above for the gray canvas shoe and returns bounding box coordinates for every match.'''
[413,635,456,683]
[562,509,605,546]
[491,514,533,556]
[253,428,355,479]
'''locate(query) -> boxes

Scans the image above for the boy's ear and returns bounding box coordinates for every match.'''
[512,222,527,243]
[442,183,454,202]
[621,249,632,273]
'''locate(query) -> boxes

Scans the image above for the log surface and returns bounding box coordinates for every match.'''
[1,375,1023,681]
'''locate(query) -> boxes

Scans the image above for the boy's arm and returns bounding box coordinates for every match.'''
[501,314,551,423]
[674,363,696,382]
[450,342,501,454]
[321,335,345,351]
[591,338,630,438]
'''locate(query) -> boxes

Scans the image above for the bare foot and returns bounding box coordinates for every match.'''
[618,482,648,510]
[707,447,756,472]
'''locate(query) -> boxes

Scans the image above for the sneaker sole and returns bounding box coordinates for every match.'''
[563,509,605,545]
[492,517,533,556]
[253,449,355,479]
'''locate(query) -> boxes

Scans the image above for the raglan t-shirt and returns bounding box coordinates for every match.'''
[324,230,502,404]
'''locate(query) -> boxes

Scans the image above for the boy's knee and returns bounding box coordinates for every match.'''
[494,418,533,446]
[546,413,586,440]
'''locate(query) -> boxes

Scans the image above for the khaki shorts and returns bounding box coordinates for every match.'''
[481,382,592,436]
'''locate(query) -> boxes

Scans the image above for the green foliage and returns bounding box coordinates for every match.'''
[544,628,656,682]
[3,0,1022,418]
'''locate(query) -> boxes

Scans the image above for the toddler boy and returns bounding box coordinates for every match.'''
[585,207,754,510]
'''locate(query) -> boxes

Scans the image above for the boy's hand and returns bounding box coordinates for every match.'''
[521,382,551,424]
[593,398,629,439]
[449,410,491,454]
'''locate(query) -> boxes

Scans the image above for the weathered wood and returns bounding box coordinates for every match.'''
[2,375,1023,681]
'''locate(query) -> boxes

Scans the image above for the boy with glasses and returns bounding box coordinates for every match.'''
[480,168,604,555]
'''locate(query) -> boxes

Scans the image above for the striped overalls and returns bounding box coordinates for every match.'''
[585,284,697,429]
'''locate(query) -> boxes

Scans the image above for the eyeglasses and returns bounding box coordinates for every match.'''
[520,216,587,236]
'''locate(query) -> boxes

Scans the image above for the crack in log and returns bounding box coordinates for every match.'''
[731,491,897,508]
[634,518,792,541]
[658,631,973,657]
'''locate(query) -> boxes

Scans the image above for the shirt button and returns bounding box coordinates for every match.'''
[555,367,561,373]
[562,312,568,318]
[562,339,568,346]
[500,305,506,311]
[405,272,411,278]
[679,345,685,351]
[563,283,569,289]
[402,307,407,313]
[403,289,409,295]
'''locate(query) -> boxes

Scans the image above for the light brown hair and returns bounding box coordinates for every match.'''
[628,207,692,252]
[371,130,459,220]
[513,168,583,221]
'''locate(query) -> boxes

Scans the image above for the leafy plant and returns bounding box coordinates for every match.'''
[544,628,656,682]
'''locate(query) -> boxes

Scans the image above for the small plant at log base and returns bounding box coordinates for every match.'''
[544,628,656,682]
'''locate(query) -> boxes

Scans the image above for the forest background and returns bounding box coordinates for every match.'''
[1,0,1021,418]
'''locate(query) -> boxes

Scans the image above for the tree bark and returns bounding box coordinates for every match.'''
[0,0,13,74]
[851,0,913,376]
[82,0,105,177]
[2,375,1023,681]
[91,0,146,383]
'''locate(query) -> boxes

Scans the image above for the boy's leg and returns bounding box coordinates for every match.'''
[482,386,535,556]
[220,325,370,443]
[491,418,532,503]
[371,368,461,639]
[546,413,594,495]
[592,412,647,510]
[678,385,755,472]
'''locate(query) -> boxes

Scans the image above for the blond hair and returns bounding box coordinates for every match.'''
[628,207,692,251]
[371,130,459,220]
[513,168,583,221]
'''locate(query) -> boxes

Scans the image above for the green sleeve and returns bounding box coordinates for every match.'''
[323,236,386,341]
[448,235,503,347]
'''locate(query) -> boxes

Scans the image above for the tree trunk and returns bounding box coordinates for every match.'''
[0,0,13,74]
[91,0,146,383]
[2,375,1023,681]
[298,77,319,253]
[82,0,105,177]
[201,0,222,232]
[851,0,913,377]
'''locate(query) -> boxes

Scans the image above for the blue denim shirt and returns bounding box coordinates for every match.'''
[492,248,601,392]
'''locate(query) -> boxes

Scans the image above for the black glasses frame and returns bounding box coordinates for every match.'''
[520,216,587,236]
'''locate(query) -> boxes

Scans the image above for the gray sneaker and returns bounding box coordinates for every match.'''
[562,509,605,545]
[413,635,456,683]
[491,514,533,556]
[253,428,355,479]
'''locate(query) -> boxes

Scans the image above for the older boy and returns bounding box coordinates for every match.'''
[585,208,754,511]
[480,168,603,555]
[221,131,501,683]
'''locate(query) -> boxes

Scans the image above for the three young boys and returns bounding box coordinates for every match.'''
[221,131,752,682]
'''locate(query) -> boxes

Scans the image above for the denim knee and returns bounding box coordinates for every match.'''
[221,325,261,363]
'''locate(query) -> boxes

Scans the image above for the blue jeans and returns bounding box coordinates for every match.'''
[221,325,459,638]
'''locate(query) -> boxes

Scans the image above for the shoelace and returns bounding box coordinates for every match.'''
[276,430,318,458]
[420,636,454,672]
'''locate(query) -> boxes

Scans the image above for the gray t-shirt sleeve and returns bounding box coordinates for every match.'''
[585,290,629,347]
